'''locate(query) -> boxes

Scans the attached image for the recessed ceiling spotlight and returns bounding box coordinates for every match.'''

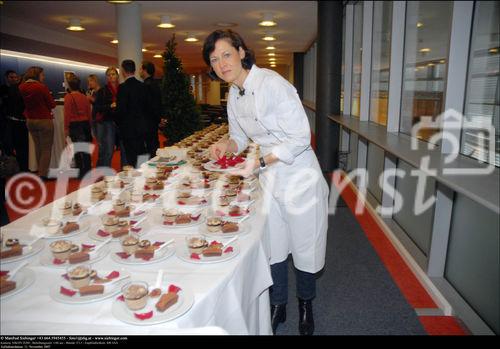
[262,32,276,41]
[110,39,119,44]
[417,22,424,28]
[419,48,431,53]
[265,45,276,50]
[215,22,237,27]
[142,48,148,52]
[154,54,162,58]
[268,52,276,56]
[66,18,85,31]
[259,13,277,27]
[157,15,175,29]
[185,33,199,42]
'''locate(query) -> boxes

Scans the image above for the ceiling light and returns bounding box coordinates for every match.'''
[262,32,276,41]
[185,33,199,42]
[142,48,148,52]
[270,64,277,67]
[157,15,175,29]
[427,63,435,67]
[268,58,276,62]
[417,22,424,28]
[66,18,85,31]
[154,54,162,58]
[439,59,446,64]
[110,39,119,44]
[259,13,277,27]
[265,45,276,50]
[419,48,431,53]
[268,52,276,56]
[215,22,237,28]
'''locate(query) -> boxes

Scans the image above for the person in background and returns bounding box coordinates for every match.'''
[19,66,56,180]
[0,138,10,226]
[116,59,147,168]
[86,74,101,139]
[93,67,120,168]
[63,73,92,179]
[140,61,162,158]
[0,70,28,172]
[203,30,329,335]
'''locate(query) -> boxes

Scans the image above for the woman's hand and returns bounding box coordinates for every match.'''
[209,140,229,160]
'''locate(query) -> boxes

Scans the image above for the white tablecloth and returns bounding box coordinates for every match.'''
[0,171,273,335]
[28,104,66,172]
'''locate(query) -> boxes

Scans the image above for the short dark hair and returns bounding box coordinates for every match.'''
[5,70,16,77]
[121,59,136,74]
[67,74,81,91]
[141,61,155,76]
[202,29,255,80]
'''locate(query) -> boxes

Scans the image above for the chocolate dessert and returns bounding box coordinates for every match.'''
[221,222,239,233]
[0,245,23,259]
[68,251,90,264]
[175,214,192,225]
[202,246,223,257]
[62,222,80,235]
[0,279,16,295]
[79,284,104,296]
[155,292,179,312]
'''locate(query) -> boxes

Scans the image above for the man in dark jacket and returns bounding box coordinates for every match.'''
[116,60,148,168]
[140,61,162,158]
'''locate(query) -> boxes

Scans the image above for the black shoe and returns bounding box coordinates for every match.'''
[270,304,286,334]
[298,298,314,335]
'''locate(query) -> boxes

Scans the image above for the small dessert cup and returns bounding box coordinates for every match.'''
[121,235,139,254]
[67,264,91,289]
[43,218,62,235]
[121,281,149,311]
[50,240,72,261]
[186,235,208,254]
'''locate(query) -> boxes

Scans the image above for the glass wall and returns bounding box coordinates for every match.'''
[461,1,500,167]
[351,1,363,118]
[399,1,453,142]
[369,1,393,126]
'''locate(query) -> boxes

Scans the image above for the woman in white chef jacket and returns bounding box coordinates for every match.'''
[203,30,329,335]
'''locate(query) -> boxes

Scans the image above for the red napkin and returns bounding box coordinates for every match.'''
[61,273,69,280]
[53,258,65,265]
[115,252,131,259]
[81,244,95,250]
[190,253,200,260]
[224,247,234,253]
[60,286,76,297]
[134,311,153,320]
[130,227,142,233]
[117,295,125,302]
[0,271,9,277]
[153,241,164,247]
[191,213,201,221]
[168,284,181,294]
[97,230,110,237]
[106,271,120,279]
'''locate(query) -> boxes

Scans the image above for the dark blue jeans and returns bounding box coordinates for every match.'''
[95,120,116,168]
[269,259,316,305]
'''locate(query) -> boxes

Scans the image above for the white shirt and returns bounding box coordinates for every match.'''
[227,65,312,165]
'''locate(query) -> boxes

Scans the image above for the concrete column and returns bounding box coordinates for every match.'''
[115,2,142,80]
[315,1,343,172]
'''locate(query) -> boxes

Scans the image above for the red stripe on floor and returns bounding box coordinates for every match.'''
[419,316,467,336]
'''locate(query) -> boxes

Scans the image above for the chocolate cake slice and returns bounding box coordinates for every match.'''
[155,292,179,312]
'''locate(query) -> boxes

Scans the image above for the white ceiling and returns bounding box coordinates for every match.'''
[0,1,318,74]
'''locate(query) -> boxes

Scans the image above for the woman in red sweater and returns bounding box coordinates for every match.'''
[19,66,56,179]
[64,73,92,179]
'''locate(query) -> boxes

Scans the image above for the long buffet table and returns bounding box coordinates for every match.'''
[1,125,273,335]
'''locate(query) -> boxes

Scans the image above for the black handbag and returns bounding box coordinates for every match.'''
[0,154,20,178]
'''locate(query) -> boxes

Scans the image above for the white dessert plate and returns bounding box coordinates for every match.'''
[110,243,175,266]
[176,241,240,264]
[0,268,36,301]
[199,221,249,239]
[203,160,246,173]
[34,218,91,240]
[0,239,44,264]
[39,244,110,269]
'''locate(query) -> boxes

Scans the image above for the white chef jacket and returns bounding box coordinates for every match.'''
[227,65,329,273]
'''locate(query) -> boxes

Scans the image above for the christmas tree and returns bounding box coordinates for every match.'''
[160,34,200,145]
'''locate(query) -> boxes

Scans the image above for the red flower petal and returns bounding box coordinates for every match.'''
[224,247,234,253]
[61,273,69,280]
[140,256,153,261]
[106,271,120,279]
[134,311,153,320]
[130,220,137,225]
[163,221,173,225]
[229,211,242,217]
[116,252,131,259]
[144,185,151,190]
[190,253,201,260]
[97,230,110,237]
[117,295,125,302]
[190,214,201,221]
[210,240,221,246]
[0,271,9,277]
[60,286,76,297]
[53,258,65,265]
[133,210,145,216]
[108,210,116,215]
[153,241,164,247]
[130,227,141,233]
[168,284,182,294]
[81,244,95,250]
[177,201,185,205]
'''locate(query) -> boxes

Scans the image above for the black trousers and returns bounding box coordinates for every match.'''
[69,121,92,179]
[5,119,29,172]
[144,130,160,160]
[121,136,147,168]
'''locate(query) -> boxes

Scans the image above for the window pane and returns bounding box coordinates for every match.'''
[351,2,363,118]
[399,1,453,142]
[461,1,500,167]
[370,1,393,126]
